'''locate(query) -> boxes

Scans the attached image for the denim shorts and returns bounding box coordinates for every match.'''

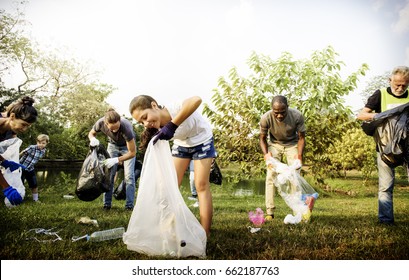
[172,138,217,160]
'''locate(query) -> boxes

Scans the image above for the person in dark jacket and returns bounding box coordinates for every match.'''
[357,66,409,224]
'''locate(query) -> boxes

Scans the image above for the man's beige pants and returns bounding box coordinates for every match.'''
[265,143,299,216]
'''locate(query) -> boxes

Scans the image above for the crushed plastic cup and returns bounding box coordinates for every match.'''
[77,216,99,227]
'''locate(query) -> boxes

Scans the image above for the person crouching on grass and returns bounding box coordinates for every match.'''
[1,96,38,206]
[20,134,49,203]
[129,95,215,237]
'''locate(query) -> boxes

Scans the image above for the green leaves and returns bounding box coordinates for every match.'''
[204,46,368,185]
[1,7,116,160]
[327,127,376,181]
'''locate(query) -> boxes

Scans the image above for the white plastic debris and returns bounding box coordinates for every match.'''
[250,227,261,233]
[77,216,99,227]
[266,158,319,224]
[25,228,62,243]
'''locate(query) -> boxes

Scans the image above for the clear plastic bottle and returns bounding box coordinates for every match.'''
[87,227,125,242]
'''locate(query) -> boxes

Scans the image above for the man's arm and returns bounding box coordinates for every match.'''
[357,107,377,121]
[259,133,270,159]
[297,131,306,161]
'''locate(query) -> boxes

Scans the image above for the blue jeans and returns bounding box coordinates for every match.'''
[104,143,136,208]
[377,153,395,223]
[21,169,38,189]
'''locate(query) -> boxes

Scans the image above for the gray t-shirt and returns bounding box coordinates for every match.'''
[93,117,135,146]
[260,108,306,147]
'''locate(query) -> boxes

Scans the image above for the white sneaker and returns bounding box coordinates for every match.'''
[191,201,199,208]
[188,196,198,201]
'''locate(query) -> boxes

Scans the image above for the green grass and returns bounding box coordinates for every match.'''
[0,171,408,260]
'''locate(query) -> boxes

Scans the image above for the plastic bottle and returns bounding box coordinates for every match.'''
[87,227,125,242]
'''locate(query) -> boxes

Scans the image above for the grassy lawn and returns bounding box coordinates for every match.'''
[0,171,408,260]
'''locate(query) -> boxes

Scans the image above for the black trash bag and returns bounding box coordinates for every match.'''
[209,159,222,185]
[373,110,409,168]
[113,181,126,200]
[76,144,112,201]
[113,159,143,200]
[361,102,409,136]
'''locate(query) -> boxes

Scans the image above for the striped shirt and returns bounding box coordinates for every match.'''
[19,145,46,171]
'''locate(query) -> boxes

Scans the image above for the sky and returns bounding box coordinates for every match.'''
[1,0,409,117]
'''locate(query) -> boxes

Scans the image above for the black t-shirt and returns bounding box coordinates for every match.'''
[365,87,409,113]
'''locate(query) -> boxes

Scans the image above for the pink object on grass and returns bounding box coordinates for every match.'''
[248,208,265,226]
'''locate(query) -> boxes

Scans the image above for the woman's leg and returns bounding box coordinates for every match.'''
[193,158,213,236]
[173,157,191,186]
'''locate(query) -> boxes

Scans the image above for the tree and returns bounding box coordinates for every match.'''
[327,126,376,180]
[203,46,369,186]
[360,72,390,102]
[1,6,114,159]
[0,4,36,106]
[0,2,26,76]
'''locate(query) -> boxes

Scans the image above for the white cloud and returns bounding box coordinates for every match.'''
[1,0,408,117]
[225,0,255,35]
[405,47,409,65]
[372,0,386,11]
[392,0,409,34]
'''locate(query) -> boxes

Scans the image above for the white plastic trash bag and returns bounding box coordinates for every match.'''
[267,158,318,223]
[0,138,25,207]
[123,140,207,258]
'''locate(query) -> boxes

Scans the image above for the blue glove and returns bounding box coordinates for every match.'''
[1,160,26,172]
[3,186,23,205]
[153,122,178,144]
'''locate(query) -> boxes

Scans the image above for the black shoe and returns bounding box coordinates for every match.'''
[103,205,111,211]
[125,206,133,211]
[378,220,395,226]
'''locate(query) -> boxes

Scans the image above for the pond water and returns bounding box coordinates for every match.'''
[35,167,266,196]
[232,178,265,196]
[36,168,79,185]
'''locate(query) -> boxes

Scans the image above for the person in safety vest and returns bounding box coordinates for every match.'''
[357,66,409,225]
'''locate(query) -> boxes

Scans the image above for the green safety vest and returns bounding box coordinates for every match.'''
[381,88,409,112]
